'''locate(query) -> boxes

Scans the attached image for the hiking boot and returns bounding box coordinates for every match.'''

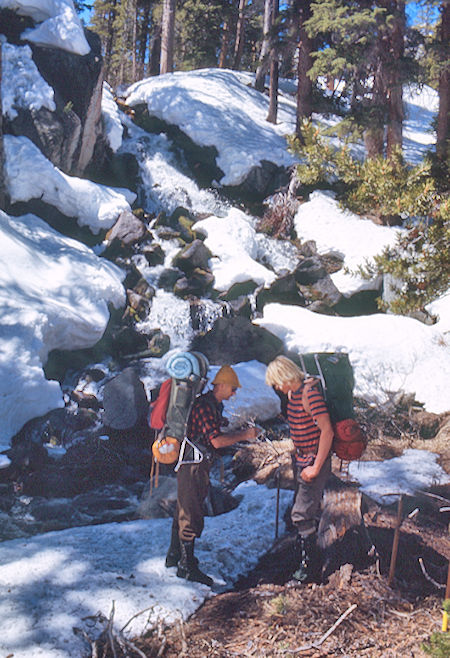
[292,533,322,583]
[177,540,213,587]
[165,519,181,568]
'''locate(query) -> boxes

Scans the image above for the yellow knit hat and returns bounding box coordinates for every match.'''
[212,365,241,388]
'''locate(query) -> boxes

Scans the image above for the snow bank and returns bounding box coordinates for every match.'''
[194,208,277,291]
[293,191,401,296]
[255,304,450,414]
[124,68,296,186]
[0,210,125,443]
[1,42,55,120]
[4,135,136,234]
[102,82,123,152]
[0,0,90,55]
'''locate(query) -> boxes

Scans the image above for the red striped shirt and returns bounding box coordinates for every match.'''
[287,383,329,467]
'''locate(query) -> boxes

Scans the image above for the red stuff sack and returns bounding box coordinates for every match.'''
[332,418,367,461]
[148,378,172,430]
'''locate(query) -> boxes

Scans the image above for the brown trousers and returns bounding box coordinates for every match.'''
[176,458,211,542]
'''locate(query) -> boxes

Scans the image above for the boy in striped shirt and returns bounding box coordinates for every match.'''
[266,355,333,582]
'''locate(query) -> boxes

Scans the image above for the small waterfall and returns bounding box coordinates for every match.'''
[138,289,193,351]
[120,124,225,217]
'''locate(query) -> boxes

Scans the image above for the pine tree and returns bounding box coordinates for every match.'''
[160,0,175,73]
[296,0,314,131]
[0,43,4,211]
[266,0,279,123]
[176,0,229,70]
[305,1,415,158]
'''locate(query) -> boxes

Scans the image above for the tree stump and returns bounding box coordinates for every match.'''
[318,474,375,580]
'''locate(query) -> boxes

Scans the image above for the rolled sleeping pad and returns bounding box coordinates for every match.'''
[190,351,210,379]
[166,351,200,380]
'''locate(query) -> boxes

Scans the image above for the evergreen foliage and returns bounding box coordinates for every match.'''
[289,121,450,314]
[175,0,233,70]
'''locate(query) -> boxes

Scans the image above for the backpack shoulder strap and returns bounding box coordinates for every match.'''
[302,379,316,417]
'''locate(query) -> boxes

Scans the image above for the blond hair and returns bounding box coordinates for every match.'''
[265,355,305,388]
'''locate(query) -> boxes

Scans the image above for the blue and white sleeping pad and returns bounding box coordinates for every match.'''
[166,351,209,381]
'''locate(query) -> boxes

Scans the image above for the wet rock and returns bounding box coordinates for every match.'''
[174,268,214,298]
[172,239,212,274]
[158,267,185,290]
[256,273,306,310]
[294,257,328,285]
[147,329,170,357]
[218,280,258,301]
[111,326,149,356]
[142,243,165,266]
[125,289,151,319]
[191,316,284,365]
[103,210,150,258]
[227,296,253,318]
[102,367,148,430]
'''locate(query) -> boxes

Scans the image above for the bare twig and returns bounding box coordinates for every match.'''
[73,626,99,657]
[120,605,156,633]
[284,603,358,653]
[106,602,118,658]
[156,636,167,657]
[418,557,446,590]
[178,617,187,654]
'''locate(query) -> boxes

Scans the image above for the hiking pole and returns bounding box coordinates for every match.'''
[275,466,281,540]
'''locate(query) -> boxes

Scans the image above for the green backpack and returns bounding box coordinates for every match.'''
[298,352,366,461]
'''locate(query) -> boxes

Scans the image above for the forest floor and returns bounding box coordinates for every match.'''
[106,403,450,657]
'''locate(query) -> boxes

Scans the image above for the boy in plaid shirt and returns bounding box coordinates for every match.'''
[165,365,257,586]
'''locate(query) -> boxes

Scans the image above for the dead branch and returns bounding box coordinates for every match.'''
[120,605,156,633]
[418,557,446,589]
[284,603,358,653]
[106,602,118,658]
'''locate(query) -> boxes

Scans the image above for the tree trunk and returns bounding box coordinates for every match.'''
[218,19,231,68]
[318,475,375,581]
[295,0,313,136]
[160,0,175,74]
[149,27,161,76]
[255,0,272,91]
[386,1,405,158]
[364,49,387,158]
[266,0,279,123]
[436,0,449,162]
[233,0,247,70]
[137,0,151,79]
[0,42,5,211]
[104,0,118,81]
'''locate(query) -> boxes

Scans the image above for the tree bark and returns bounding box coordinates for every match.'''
[104,0,118,81]
[0,41,4,211]
[218,19,231,68]
[137,0,151,79]
[255,0,272,91]
[296,0,313,135]
[266,0,279,123]
[160,0,175,74]
[386,1,405,158]
[436,0,449,162]
[233,0,247,70]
